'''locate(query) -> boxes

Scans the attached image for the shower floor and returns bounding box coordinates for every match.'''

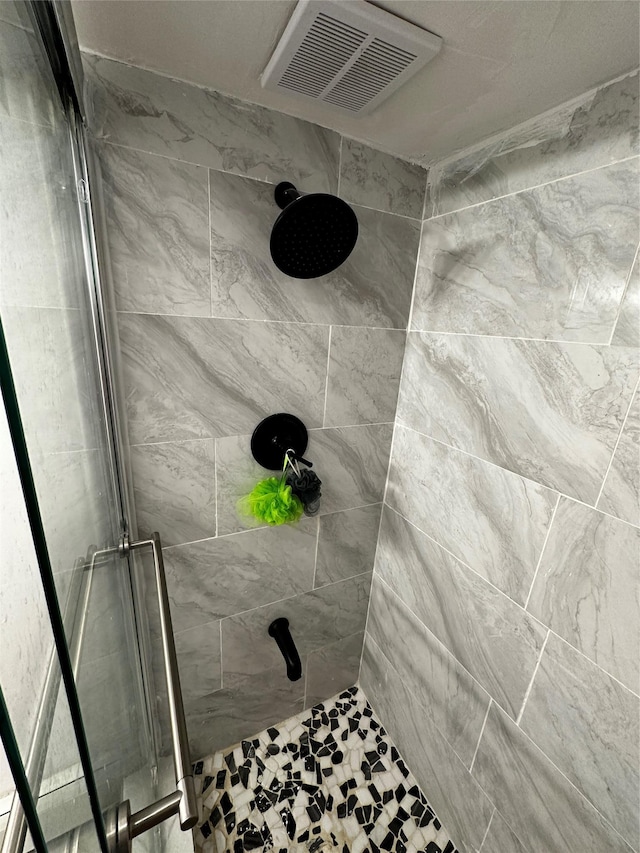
[192,686,457,853]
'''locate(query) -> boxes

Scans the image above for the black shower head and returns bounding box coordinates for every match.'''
[270,182,358,279]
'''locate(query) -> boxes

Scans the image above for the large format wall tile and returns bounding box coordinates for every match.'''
[130,439,215,547]
[325,327,405,426]
[430,72,639,216]
[84,54,340,191]
[612,254,640,347]
[216,426,392,536]
[472,704,633,853]
[208,169,419,327]
[162,521,317,634]
[309,424,393,515]
[527,498,639,692]
[186,666,304,760]
[118,313,329,444]
[361,638,494,853]
[397,333,639,503]
[386,427,557,603]
[339,139,427,218]
[315,504,382,587]
[174,620,222,705]
[375,508,547,718]
[598,387,640,527]
[413,159,640,341]
[221,573,371,681]
[367,577,490,767]
[519,633,639,847]
[100,144,210,316]
[305,630,364,708]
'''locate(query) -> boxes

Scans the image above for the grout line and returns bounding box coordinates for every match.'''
[207,167,213,317]
[115,307,407,331]
[337,136,343,198]
[523,493,561,610]
[374,574,517,725]
[311,516,320,590]
[384,503,545,620]
[99,140,419,222]
[551,631,640,699]
[477,808,496,853]
[403,328,623,345]
[393,423,558,494]
[322,326,332,428]
[219,620,224,690]
[500,681,640,852]
[515,629,550,725]
[607,240,640,345]
[214,439,218,538]
[469,700,492,774]
[217,570,373,624]
[425,154,640,221]
[594,373,640,508]
[364,634,477,773]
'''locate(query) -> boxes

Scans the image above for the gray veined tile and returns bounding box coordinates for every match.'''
[339,139,427,218]
[309,424,393,515]
[598,386,640,527]
[386,426,557,604]
[174,621,222,705]
[367,577,490,767]
[413,159,640,341]
[480,811,529,853]
[473,703,634,853]
[305,631,364,709]
[315,504,382,587]
[375,507,547,718]
[185,666,305,760]
[527,497,639,692]
[208,167,419,328]
[221,573,371,681]
[117,313,329,444]
[83,54,340,191]
[99,144,210,316]
[324,327,406,426]
[612,254,640,347]
[430,72,639,216]
[216,425,392,536]
[162,520,318,635]
[519,632,639,848]
[130,439,215,547]
[397,332,639,504]
[360,637,493,853]
[0,20,58,127]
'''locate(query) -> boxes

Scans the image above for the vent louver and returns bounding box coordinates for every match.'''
[261,0,442,115]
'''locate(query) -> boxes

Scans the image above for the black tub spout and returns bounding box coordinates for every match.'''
[268,618,302,681]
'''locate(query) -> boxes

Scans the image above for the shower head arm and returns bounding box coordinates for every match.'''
[274,181,302,210]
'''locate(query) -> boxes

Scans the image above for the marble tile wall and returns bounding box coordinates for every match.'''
[362,71,640,853]
[85,54,427,759]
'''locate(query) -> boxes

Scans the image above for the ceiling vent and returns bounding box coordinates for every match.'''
[261,0,442,115]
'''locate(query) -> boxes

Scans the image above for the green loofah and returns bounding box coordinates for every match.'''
[238,476,304,526]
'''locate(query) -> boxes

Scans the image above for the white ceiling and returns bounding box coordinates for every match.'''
[71,0,640,165]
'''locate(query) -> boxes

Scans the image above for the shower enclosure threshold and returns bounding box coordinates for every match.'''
[192,687,458,853]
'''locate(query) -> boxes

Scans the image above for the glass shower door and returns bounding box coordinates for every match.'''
[0,0,159,849]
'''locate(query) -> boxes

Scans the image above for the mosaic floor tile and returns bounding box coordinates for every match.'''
[193,686,458,853]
